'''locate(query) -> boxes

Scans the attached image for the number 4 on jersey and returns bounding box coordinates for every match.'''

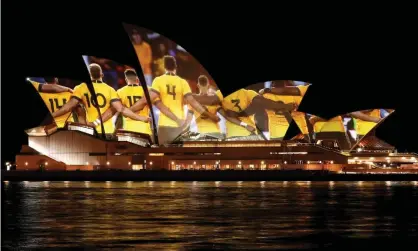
[166,84,176,100]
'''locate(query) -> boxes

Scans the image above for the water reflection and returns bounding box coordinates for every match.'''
[2,181,418,249]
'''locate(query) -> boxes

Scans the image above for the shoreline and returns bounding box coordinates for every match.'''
[2,170,418,181]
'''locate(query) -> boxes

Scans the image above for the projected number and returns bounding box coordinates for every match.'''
[127,96,142,107]
[84,93,107,108]
[48,98,68,112]
[231,99,242,112]
[166,85,176,100]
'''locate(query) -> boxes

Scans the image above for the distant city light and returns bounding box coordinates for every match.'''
[106,161,110,165]
[238,161,242,164]
[284,161,287,164]
[307,161,310,164]
[25,162,28,166]
[261,161,265,164]
[150,162,153,165]
[193,161,196,165]
[330,161,334,164]
[171,161,174,165]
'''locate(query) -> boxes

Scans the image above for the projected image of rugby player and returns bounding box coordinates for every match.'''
[90,68,180,138]
[28,77,86,128]
[184,75,224,139]
[258,80,313,141]
[350,109,392,140]
[309,115,351,150]
[51,63,150,137]
[129,56,219,144]
[220,88,295,139]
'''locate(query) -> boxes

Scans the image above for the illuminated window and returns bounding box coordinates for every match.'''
[132,164,143,170]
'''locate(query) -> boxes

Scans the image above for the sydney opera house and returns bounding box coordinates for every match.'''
[14,24,418,174]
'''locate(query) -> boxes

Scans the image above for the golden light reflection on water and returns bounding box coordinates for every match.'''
[2,181,418,249]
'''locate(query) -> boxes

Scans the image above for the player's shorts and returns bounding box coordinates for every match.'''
[158,126,186,145]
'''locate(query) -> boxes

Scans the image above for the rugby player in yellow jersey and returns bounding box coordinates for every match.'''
[116,69,152,135]
[129,56,219,144]
[220,88,295,139]
[51,64,150,137]
[309,115,351,150]
[29,77,86,127]
[88,68,183,140]
[259,80,313,141]
[184,75,224,139]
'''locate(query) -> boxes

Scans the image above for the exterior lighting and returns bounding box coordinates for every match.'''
[369,157,375,160]
[385,157,390,160]
[45,162,48,166]
[354,157,359,160]
[106,161,110,165]
[25,162,28,166]
[193,161,196,165]
[238,161,242,164]
[402,157,406,160]
[171,161,174,165]
[307,161,310,164]
[150,162,153,165]
[128,162,131,165]
[330,161,334,164]
[86,162,89,165]
[284,161,287,164]
[261,161,265,164]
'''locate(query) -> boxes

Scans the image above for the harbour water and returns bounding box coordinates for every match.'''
[2,181,418,249]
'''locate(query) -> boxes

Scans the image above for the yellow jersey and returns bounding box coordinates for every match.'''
[72,80,119,134]
[134,42,152,75]
[262,92,295,139]
[215,89,224,103]
[151,74,192,127]
[292,84,311,135]
[188,103,221,134]
[117,84,151,135]
[30,81,74,128]
[315,116,345,133]
[222,89,258,137]
[354,109,380,136]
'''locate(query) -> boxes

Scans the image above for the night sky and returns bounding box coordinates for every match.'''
[2,4,417,164]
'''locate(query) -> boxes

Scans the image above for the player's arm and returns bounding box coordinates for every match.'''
[87,107,116,127]
[185,109,194,128]
[309,116,325,125]
[29,80,73,93]
[74,105,86,124]
[192,94,221,106]
[218,108,255,133]
[350,111,381,123]
[42,84,73,93]
[260,86,301,96]
[130,90,159,113]
[252,95,296,112]
[111,100,150,122]
[185,95,220,123]
[154,100,184,126]
[52,97,79,118]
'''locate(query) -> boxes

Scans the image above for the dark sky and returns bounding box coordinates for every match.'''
[2,4,417,163]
